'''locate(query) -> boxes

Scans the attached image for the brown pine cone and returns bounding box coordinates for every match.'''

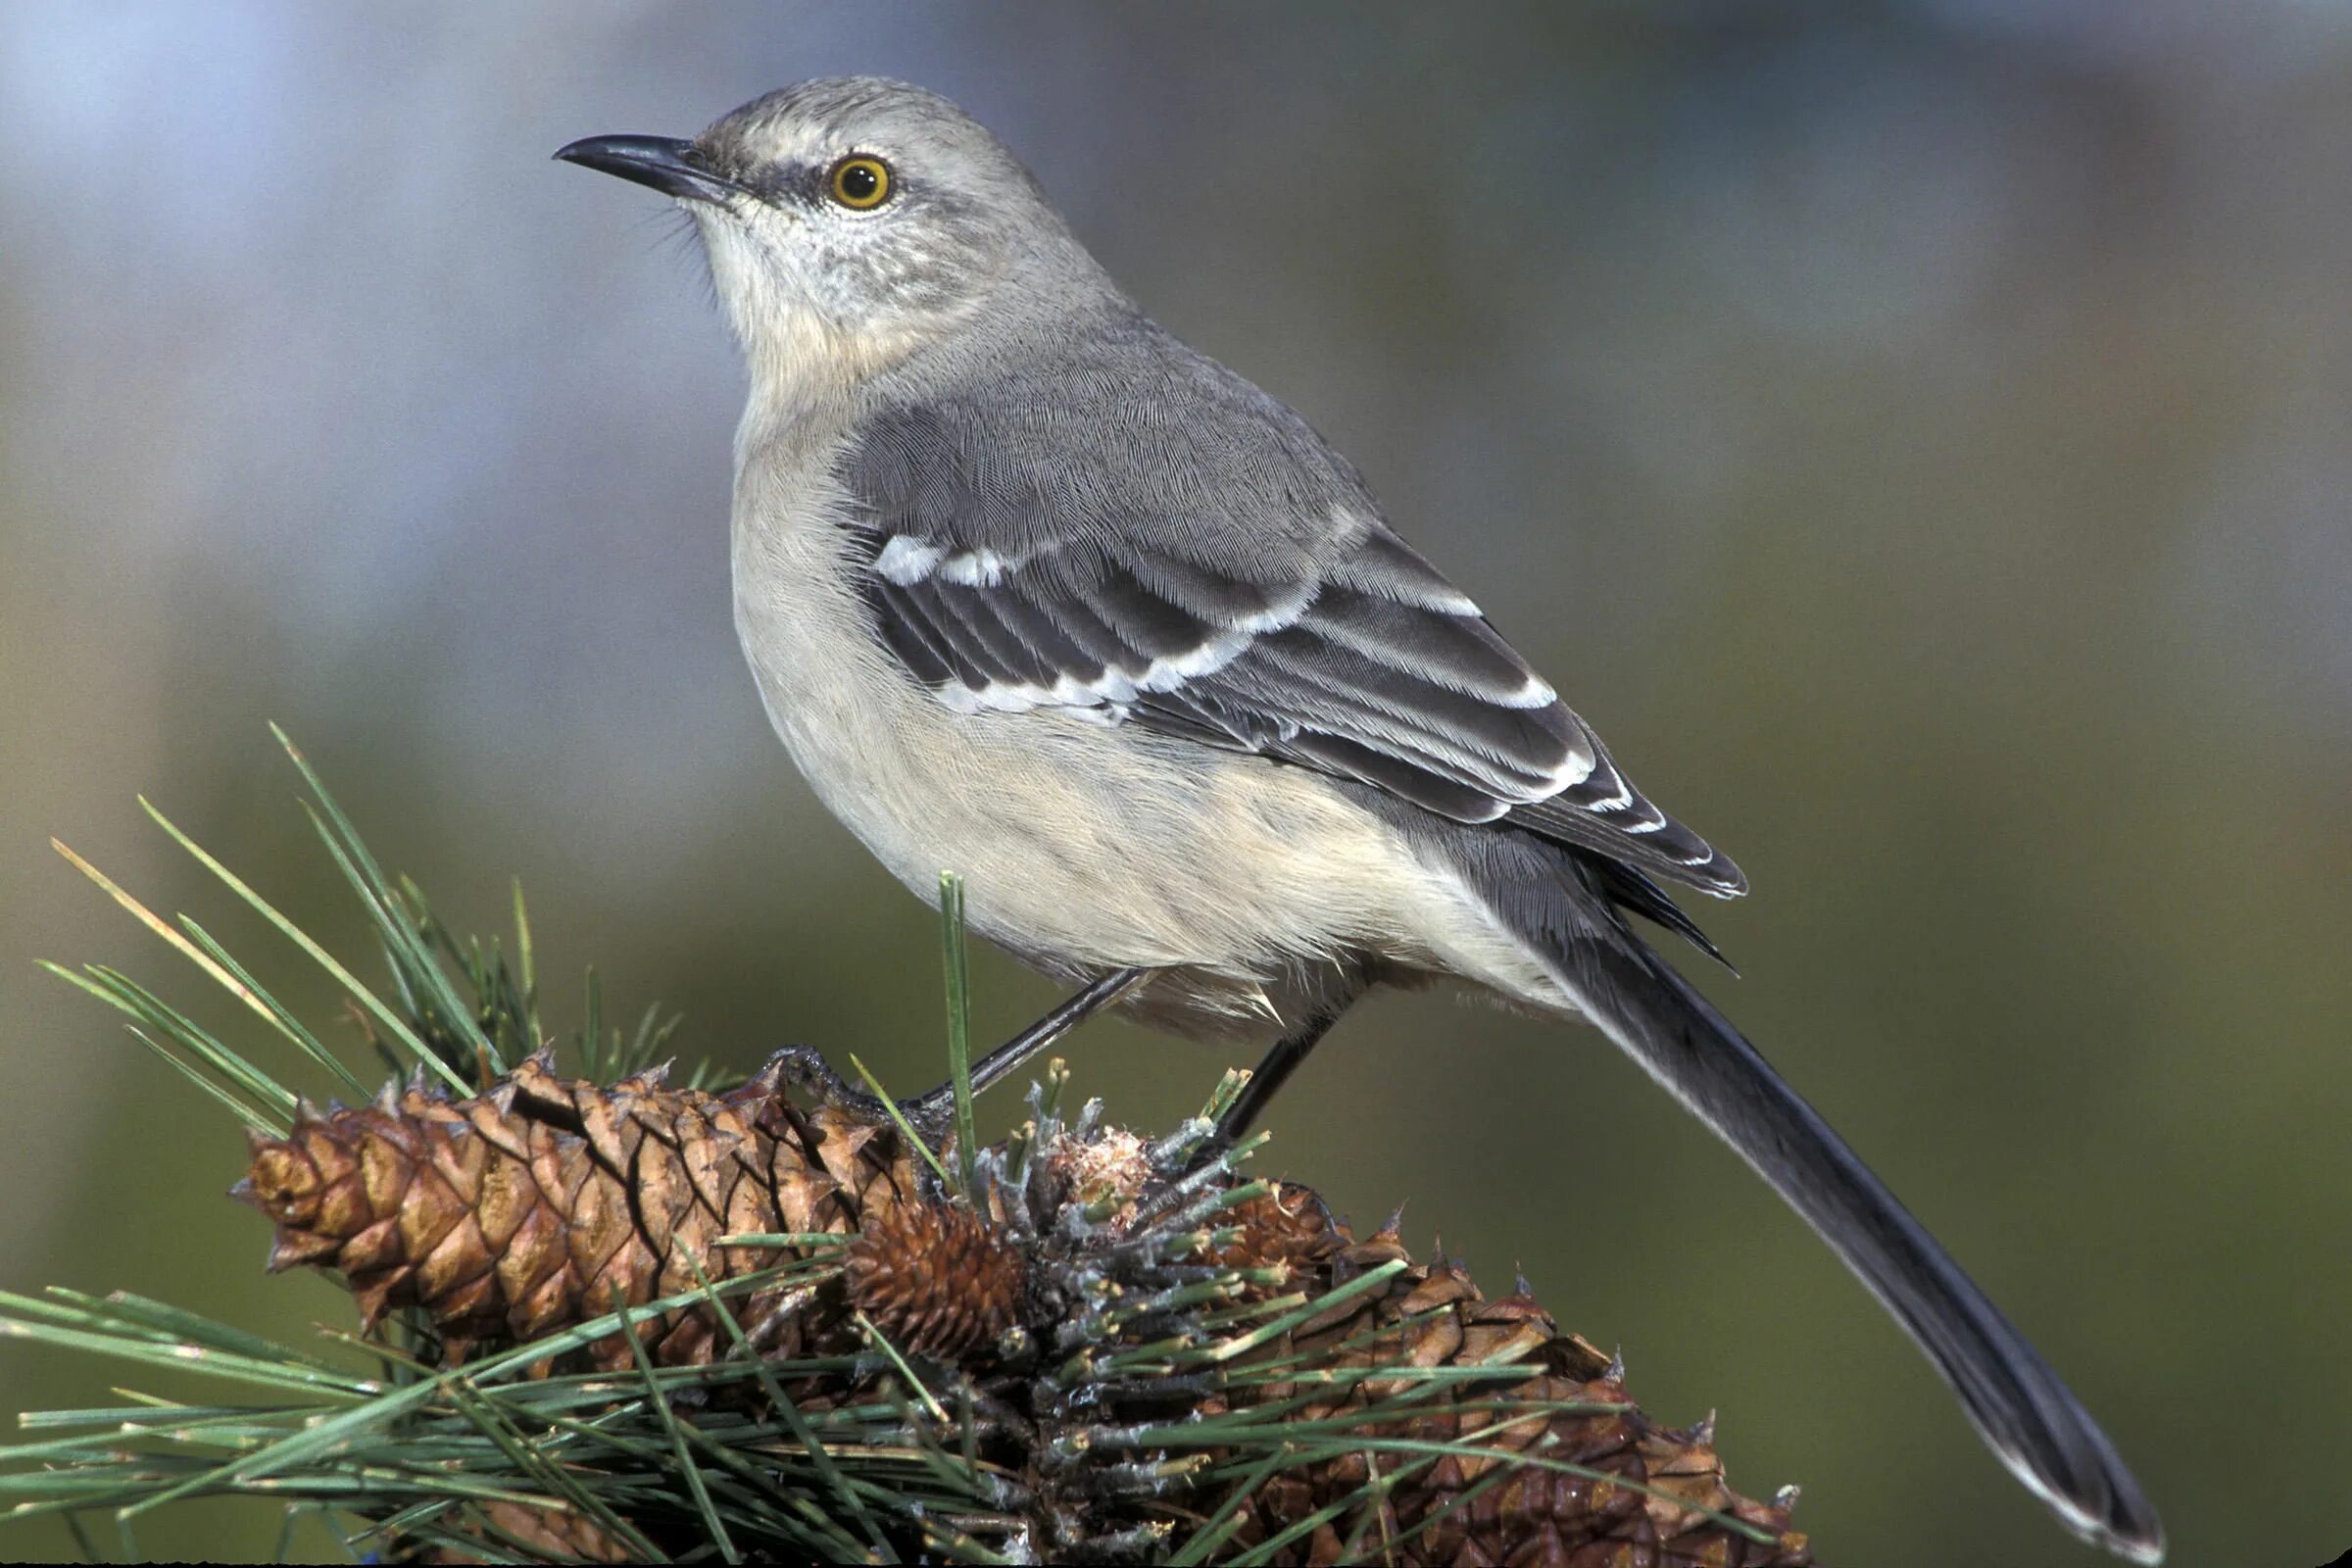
[1200,1213,1813,1568]
[845,1196,1027,1358]
[423,1500,632,1564]
[1213,1181,1348,1285]
[234,1050,920,1368]
[236,1054,1810,1564]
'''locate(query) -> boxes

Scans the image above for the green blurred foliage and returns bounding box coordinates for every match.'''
[3,3,2349,1562]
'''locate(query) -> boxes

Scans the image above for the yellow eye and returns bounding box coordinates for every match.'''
[828,155,892,210]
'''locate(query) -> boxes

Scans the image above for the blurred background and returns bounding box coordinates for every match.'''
[3,2,2348,1562]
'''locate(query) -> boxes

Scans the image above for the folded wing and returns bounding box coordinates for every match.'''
[843,318,1745,901]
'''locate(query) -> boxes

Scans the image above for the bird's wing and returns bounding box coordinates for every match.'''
[841,321,1744,899]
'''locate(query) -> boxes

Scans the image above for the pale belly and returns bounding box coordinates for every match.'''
[726,473,1567,1043]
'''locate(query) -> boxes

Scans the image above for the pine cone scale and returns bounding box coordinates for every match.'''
[335,1215,404,1279]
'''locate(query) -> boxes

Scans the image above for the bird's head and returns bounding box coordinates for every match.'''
[558,77,1098,396]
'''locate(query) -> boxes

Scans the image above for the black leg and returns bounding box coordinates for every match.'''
[904,966,1153,1124]
[1189,1007,1345,1170]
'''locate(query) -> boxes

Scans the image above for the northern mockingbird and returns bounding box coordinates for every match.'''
[557,77,2161,1560]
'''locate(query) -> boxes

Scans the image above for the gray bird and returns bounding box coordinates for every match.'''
[556,77,2161,1561]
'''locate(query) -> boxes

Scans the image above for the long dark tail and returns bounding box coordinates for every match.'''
[1556,917,2164,1561]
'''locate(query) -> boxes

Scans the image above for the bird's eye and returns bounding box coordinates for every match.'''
[827,156,893,211]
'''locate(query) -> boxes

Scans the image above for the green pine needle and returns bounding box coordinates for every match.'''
[939,870,978,1196]
[849,1054,956,1192]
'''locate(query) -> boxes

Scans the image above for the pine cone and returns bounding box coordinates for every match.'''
[237,1055,1810,1563]
[845,1196,1027,1358]
[1213,1181,1348,1283]
[1197,1213,1813,1567]
[424,1500,632,1564]
[234,1050,920,1368]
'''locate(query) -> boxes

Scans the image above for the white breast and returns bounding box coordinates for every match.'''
[725,428,1572,1043]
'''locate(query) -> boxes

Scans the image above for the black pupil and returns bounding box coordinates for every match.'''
[841,164,879,201]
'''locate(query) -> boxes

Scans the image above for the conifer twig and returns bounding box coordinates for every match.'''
[6,731,1816,1565]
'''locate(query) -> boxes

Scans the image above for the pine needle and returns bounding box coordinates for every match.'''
[848,1054,955,1191]
[939,871,978,1196]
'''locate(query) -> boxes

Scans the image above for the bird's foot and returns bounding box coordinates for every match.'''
[751,1044,956,1144]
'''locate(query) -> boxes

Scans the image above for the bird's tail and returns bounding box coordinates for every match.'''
[1551,914,2164,1562]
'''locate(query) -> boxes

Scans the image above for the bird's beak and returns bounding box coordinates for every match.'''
[553,134,748,205]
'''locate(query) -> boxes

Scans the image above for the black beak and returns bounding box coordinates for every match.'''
[553,134,747,204]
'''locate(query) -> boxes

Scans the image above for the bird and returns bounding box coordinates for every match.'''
[555,77,2162,1561]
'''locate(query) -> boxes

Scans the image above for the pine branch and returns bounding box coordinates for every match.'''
[8,732,1813,1565]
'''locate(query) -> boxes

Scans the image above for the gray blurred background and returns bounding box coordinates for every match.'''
[3,3,2348,1562]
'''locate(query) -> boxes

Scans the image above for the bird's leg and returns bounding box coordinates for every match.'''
[751,1043,884,1114]
[902,966,1154,1128]
[1187,1006,1345,1171]
[757,970,1152,1150]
